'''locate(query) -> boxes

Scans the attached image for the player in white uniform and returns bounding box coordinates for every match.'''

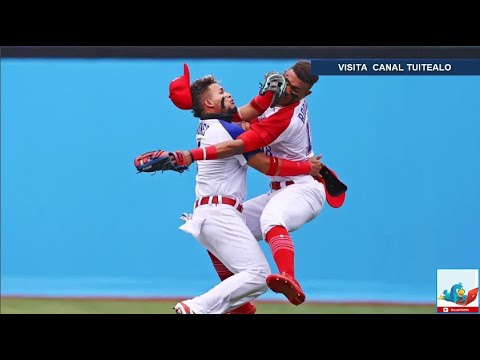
[175,61,335,306]
[170,70,323,314]
[240,97,324,306]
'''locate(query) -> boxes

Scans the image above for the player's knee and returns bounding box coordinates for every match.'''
[260,212,286,238]
[255,278,269,295]
[252,261,270,279]
[259,262,271,279]
[249,263,270,293]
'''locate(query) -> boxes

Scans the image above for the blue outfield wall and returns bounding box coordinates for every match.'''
[1,59,479,303]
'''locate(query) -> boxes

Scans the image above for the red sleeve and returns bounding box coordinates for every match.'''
[237,105,297,152]
[251,105,296,143]
[231,112,243,122]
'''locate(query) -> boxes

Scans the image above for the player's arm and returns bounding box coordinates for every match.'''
[182,108,293,165]
[231,92,275,123]
[183,131,267,164]
[173,106,294,167]
[183,139,245,161]
[232,71,286,122]
[247,152,323,177]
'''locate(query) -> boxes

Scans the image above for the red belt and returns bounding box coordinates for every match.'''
[195,195,243,213]
[270,180,295,190]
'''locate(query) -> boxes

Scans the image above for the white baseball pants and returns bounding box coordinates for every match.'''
[179,203,270,314]
[243,179,326,240]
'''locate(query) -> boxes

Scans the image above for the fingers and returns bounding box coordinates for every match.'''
[307,155,324,177]
[241,121,251,131]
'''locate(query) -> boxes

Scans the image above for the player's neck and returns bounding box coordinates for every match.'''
[200,112,234,122]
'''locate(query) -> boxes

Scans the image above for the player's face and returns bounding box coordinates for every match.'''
[208,83,237,114]
[277,69,312,106]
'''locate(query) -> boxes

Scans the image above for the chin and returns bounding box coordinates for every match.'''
[227,106,238,115]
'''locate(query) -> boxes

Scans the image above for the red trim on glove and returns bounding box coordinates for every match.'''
[134,150,167,168]
[172,151,188,167]
[190,146,218,161]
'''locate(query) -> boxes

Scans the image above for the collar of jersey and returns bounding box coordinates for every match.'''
[200,113,234,122]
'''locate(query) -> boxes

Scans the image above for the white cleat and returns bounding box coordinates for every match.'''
[174,302,196,314]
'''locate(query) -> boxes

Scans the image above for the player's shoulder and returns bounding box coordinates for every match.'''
[200,118,221,125]
[259,104,297,128]
[218,120,245,140]
[268,101,300,118]
[197,120,223,143]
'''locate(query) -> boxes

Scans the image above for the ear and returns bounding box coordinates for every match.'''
[204,98,214,109]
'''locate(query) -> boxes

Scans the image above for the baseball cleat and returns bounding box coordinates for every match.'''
[174,302,196,314]
[266,272,306,305]
[226,302,256,314]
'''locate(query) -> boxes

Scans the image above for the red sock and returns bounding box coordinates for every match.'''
[208,251,234,281]
[265,226,295,277]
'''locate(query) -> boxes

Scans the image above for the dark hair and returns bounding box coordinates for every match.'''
[190,75,217,118]
[290,60,318,88]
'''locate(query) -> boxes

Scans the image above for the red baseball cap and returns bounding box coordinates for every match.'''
[315,168,346,208]
[169,63,193,110]
[326,188,346,208]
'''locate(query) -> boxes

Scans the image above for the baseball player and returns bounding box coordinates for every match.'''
[172,61,340,306]
[168,70,323,314]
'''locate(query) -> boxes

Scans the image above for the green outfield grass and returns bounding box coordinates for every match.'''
[0,297,435,314]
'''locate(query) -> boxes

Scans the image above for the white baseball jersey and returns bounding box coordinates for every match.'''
[195,119,255,202]
[255,98,315,183]
[242,98,326,239]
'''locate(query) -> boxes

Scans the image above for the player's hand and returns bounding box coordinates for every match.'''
[308,154,323,176]
[241,121,251,131]
[169,151,194,167]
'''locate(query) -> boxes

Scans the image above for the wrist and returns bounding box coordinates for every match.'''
[275,159,311,176]
[186,150,194,164]
[232,111,243,122]
[190,146,218,161]
[250,92,274,113]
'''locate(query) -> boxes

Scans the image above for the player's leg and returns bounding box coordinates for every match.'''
[206,193,270,314]
[207,251,257,314]
[180,206,271,314]
[261,181,326,305]
[207,194,270,279]
[208,250,234,281]
[242,193,271,240]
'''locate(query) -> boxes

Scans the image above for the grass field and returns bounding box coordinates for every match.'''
[1,297,435,314]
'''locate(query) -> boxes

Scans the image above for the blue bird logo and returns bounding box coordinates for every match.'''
[438,282,468,303]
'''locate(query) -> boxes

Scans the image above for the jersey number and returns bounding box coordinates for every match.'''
[264,146,272,157]
[263,121,311,157]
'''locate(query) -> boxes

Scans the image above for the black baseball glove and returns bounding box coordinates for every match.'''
[134,150,189,173]
[259,72,287,108]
